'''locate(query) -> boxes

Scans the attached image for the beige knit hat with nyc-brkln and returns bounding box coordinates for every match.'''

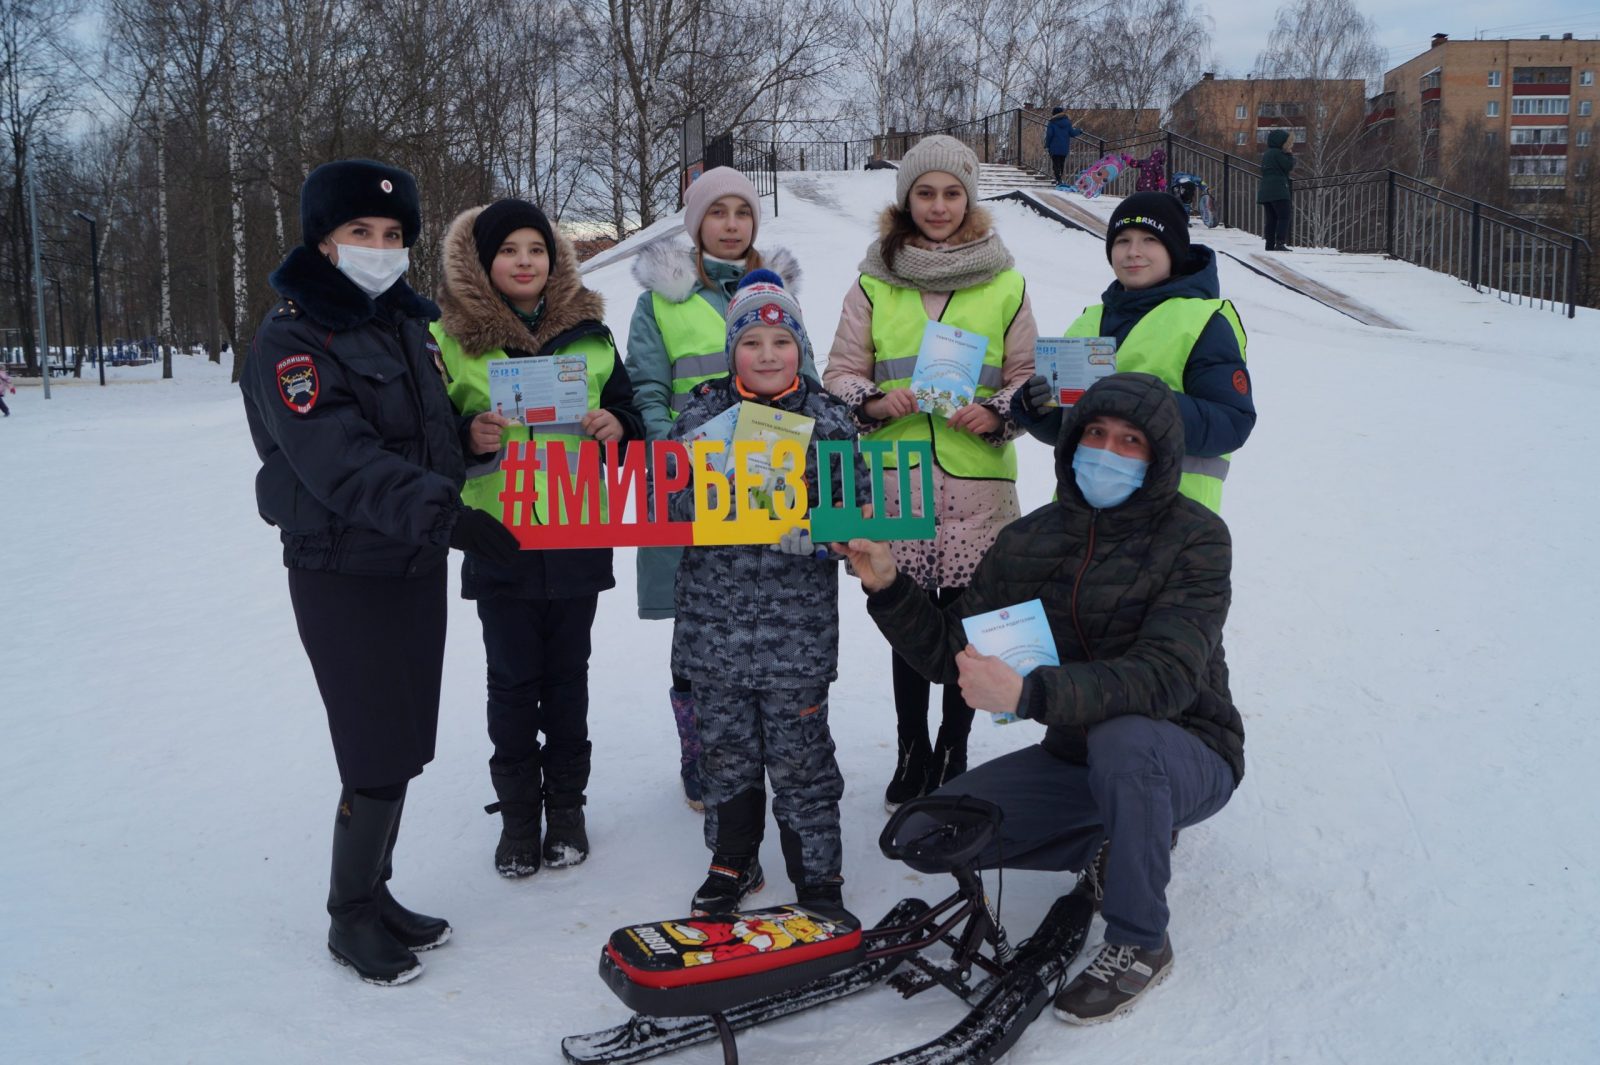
[895,135,981,207]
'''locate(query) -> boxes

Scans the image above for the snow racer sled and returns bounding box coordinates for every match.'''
[562,795,1094,1065]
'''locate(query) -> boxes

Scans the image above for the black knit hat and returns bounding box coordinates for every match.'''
[300,159,421,248]
[473,199,557,276]
[1105,191,1191,268]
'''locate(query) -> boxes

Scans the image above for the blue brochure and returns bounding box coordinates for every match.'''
[961,599,1059,725]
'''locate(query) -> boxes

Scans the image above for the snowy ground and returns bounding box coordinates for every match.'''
[4,170,1598,1064]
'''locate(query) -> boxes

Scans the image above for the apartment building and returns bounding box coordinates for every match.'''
[1169,73,1368,158]
[1367,32,1600,200]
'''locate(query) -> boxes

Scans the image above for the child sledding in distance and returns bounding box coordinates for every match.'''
[666,270,872,921]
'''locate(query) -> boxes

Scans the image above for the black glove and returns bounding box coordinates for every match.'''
[1014,374,1052,424]
[448,507,522,566]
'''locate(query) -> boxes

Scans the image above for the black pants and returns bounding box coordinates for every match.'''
[891,586,974,748]
[476,594,598,787]
[1262,199,1292,249]
[1050,154,1068,183]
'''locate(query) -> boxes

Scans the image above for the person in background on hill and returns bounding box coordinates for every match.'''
[864,154,898,171]
[837,371,1245,1026]
[668,271,870,921]
[1258,129,1296,251]
[1015,191,1253,516]
[431,199,643,879]
[0,364,13,415]
[824,134,1038,812]
[1044,108,1082,186]
[239,160,521,987]
[625,167,817,813]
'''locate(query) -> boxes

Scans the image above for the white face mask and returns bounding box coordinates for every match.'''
[332,243,410,297]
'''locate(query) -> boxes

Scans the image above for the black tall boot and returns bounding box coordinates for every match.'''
[927,713,973,793]
[376,784,451,950]
[327,789,422,985]
[543,740,592,868]
[485,758,542,878]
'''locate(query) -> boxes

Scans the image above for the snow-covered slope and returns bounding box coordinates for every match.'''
[3,170,1597,1064]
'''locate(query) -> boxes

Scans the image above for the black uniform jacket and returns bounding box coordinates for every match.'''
[240,246,470,577]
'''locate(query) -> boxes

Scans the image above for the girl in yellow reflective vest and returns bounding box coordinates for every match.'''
[823,135,1039,811]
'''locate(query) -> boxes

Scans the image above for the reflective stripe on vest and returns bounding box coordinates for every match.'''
[860,271,1025,481]
[651,293,728,417]
[431,322,615,525]
[1066,298,1247,514]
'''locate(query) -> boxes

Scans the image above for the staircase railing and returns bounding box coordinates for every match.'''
[768,113,1591,317]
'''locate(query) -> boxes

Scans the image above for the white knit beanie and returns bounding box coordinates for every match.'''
[895,135,981,207]
[683,167,761,251]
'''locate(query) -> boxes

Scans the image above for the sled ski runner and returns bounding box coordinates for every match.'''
[562,796,1094,1065]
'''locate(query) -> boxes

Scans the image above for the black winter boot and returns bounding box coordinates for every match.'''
[327,790,422,985]
[884,737,931,813]
[796,879,855,925]
[376,785,451,951]
[543,799,589,868]
[691,854,765,915]
[542,740,593,868]
[927,719,971,793]
[486,758,542,878]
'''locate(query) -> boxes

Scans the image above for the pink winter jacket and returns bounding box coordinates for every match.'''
[824,212,1038,591]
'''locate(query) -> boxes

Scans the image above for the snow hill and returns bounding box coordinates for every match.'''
[3,169,1597,1064]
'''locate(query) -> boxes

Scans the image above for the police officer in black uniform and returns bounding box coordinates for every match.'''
[239,159,520,986]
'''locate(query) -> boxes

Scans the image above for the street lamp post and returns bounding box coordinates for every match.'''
[72,210,106,387]
[47,277,68,376]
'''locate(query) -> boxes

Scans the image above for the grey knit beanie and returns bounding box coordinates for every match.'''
[683,167,761,251]
[895,135,981,207]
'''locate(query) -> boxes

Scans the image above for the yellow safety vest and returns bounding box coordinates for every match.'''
[860,271,1025,480]
[1066,298,1247,513]
[651,293,729,419]
[431,323,615,525]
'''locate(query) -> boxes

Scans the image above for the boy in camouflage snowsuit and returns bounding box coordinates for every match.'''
[668,269,871,921]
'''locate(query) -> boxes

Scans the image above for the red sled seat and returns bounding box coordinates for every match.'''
[600,903,865,1017]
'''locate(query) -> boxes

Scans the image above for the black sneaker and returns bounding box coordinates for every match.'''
[1070,840,1108,914]
[1053,936,1174,1025]
[691,855,764,914]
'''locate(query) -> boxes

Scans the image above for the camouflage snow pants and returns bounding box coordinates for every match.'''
[696,682,844,889]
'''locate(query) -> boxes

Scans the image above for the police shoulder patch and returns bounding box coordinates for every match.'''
[276,354,320,413]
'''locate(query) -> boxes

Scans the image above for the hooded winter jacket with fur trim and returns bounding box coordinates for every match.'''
[866,372,1244,784]
[432,204,643,600]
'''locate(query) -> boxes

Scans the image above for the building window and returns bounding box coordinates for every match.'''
[1486,131,1499,147]
[1234,131,1247,145]
[1513,66,1572,84]
[1512,97,1571,116]
[1256,126,1307,145]
[1582,71,1595,86]
[1235,104,1246,120]
[1511,127,1568,144]
[1489,70,1502,87]
[1509,157,1567,176]
[1487,101,1500,117]
[1582,101,1594,117]
[1579,130,1593,147]
[1257,101,1305,119]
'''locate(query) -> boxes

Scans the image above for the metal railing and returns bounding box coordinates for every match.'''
[770,114,1590,317]
[705,134,780,217]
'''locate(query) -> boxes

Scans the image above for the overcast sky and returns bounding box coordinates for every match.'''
[1205,2,1600,79]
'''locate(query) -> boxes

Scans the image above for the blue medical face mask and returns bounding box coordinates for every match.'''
[1072,444,1147,509]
